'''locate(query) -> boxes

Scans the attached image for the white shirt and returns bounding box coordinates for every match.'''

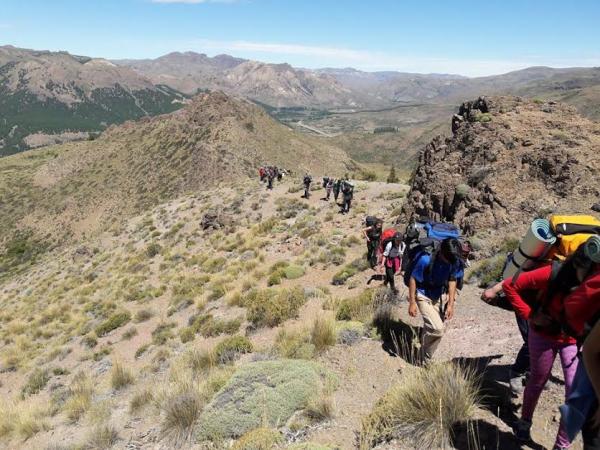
[383,241,406,258]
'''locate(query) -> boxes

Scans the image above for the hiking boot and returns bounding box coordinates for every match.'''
[509,370,525,395]
[513,419,532,442]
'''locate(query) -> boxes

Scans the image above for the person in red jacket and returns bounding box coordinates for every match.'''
[502,250,595,449]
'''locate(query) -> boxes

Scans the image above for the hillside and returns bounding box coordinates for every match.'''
[0,91,354,257]
[0,46,187,155]
[401,96,600,250]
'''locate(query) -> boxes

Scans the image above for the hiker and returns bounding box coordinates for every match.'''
[266,167,275,190]
[259,166,266,182]
[558,238,600,449]
[302,173,312,199]
[451,114,464,134]
[363,217,383,269]
[324,177,334,201]
[341,180,354,214]
[407,237,462,363]
[482,279,532,395]
[502,247,598,448]
[276,167,283,181]
[333,178,341,202]
[381,232,406,294]
[474,96,489,113]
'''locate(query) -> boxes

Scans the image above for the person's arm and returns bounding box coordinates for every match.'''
[380,241,390,271]
[362,227,372,241]
[445,280,457,320]
[502,265,552,320]
[408,276,418,317]
[583,321,600,428]
[481,281,503,302]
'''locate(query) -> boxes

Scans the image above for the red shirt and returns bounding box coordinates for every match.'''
[563,267,600,337]
[503,265,576,344]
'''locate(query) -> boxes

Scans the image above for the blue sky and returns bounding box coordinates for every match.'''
[1,0,599,76]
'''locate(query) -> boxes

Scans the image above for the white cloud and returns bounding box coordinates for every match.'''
[179,38,600,77]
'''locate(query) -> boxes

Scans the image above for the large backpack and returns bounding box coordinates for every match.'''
[322,177,330,188]
[403,221,466,290]
[379,228,397,254]
[548,215,600,260]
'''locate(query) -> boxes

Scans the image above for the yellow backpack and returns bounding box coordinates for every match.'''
[548,214,600,260]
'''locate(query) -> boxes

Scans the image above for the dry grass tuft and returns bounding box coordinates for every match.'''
[161,391,202,442]
[64,371,94,422]
[359,362,480,449]
[310,317,337,353]
[84,422,119,449]
[110,362,134,390]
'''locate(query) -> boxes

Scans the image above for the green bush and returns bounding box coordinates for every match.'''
[284,264,305,280]
[179,327,195,343]
[468,255,505,288]
[191,314,241,337]
[151,322,176,345]
[275,328,315,360]
[214,335,253,364]
[145,242,162,258]
[232,427,282,450]
[95,311,131,337]
[197,360,334,439]
[336,289,374,323]
[244,287,307,328]
[332,258,369,285]
[455,184,470,198]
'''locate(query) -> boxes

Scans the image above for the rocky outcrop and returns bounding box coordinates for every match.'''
[400,96,600,244]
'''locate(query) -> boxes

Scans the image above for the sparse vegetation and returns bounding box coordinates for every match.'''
[232,427,283,450]
[110,362,134,390]
[243,287,307,328]
[360,363,480,449]
[95,311,131,337]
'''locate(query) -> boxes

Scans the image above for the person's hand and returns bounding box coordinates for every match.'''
[408,302,418,318]
[480,288,497,303]
[445,303,454,320]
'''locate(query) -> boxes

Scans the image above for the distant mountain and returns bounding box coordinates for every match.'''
[0,91,354,245]
[0,46,188,155]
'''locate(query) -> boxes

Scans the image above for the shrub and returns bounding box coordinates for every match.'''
[386,166,399,183]
[468,255,505,288]
[110,362,134,390]
[275,328,315,360]
[82,334,98,349]
[187,348,217,373]
[191,314,241,337]
[21,368,50,398]
[95,311,131,337]
[135,344,150,359]
[455,183,470,198]
[122,326,138,340]
[359,363,480,449]
[197,360,334,439]
[214,336,253,364]
[473,112,492,123]
[152,322,176,345]
[284,264,305,280]
[245,287,307,328]
[146,242,162,258]
[305,394,335,421]
[85,423,119,449]
[162,392,202,442]
[134,309,155,323]
[267,271,282,286]
[179,327,195,343]
[310,317,337,353]
[336,289,375,323]
[130,387,154,413]
[64,372,93,422]
[332,258,370,285]
[232,427,283,450]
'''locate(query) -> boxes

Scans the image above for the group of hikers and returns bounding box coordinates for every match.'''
[299,174,355,214]
[362,213,600,449]
[258,165,284,190]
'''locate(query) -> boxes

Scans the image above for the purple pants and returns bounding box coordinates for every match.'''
[522,328,579,448]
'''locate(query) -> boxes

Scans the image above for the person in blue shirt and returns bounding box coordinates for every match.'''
[408,238,462,363]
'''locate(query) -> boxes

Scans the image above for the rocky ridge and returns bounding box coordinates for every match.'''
[401,96,600,246]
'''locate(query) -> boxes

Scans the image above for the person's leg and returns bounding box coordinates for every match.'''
[416,294,444,362]
[510,315,530,394]
[554,344,580,449]
[521,330,557,423]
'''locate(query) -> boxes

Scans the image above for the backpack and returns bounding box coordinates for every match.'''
[322,177,330,188]
[379,228,398,254]
[304,175,312,185]
[548,215,600,260]
[403,221,466,290]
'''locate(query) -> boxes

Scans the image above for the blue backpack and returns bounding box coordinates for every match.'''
[403,221,465,290]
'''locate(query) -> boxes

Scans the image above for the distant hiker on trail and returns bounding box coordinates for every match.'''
[381,232,405,295]
[333,178,341,202]
[266,167,275,190]
[259,167,266,182]
[276,167,283,181]
[302,173,312,199]
[451,114,464,134]
[474,96,489,113]
[340,180,354,214]
[324,177,334,201]
[363,217,383,269]
[501,246,598,449]
[407,237,462,363]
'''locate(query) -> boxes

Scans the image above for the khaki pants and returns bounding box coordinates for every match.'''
[416,293,445,362]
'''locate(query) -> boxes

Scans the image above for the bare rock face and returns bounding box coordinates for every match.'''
[400,96,600,243]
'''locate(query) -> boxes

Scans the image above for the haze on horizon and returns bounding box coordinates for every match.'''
[1,0,600,77]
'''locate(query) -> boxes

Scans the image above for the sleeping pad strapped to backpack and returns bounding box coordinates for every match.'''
[402,221,466,290]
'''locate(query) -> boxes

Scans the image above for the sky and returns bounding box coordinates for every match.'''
[1,0,600,77]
